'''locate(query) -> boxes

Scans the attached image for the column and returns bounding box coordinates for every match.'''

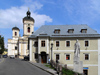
[24,43,26,55]
[29,39,32,61]
[47,38,49,54]
[98,39,100,75]
[19,43,21,55]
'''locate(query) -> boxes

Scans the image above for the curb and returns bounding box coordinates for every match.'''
[29,61,57,75]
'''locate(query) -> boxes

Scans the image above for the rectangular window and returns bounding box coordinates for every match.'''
[85,54,89,60]
[66,54,70,60]
[15,46,17,50]
[85,41,89,47]
[41,41,45,47]
[56,54,59,60]
[56,41,59,47]
[66,41,70,47]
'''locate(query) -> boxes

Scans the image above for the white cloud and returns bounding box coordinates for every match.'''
[0,1,52,29]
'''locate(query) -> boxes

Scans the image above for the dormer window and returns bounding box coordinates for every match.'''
[68,29,74,33]
[81,29,87,33]
[27,27,30,33]
[15,32,17,36]
[54,29,60,34]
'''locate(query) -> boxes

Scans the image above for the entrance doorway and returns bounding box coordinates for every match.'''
[83,69,88,75]
[41,52,47,63]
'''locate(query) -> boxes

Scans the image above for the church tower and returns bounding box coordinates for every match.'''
[23,9,35,37]
[12,27,20,38]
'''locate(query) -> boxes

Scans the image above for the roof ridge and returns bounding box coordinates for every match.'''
[42,24,88,26]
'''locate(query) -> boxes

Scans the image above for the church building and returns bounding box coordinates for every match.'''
[8,9,35,57]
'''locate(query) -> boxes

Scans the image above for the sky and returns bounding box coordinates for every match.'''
[0,0,100,48]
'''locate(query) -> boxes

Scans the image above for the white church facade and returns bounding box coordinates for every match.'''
[8,10,35,57]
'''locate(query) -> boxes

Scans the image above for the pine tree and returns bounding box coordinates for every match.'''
[0,35,5,54]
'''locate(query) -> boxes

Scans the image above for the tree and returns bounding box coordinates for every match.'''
[0,35,5,54]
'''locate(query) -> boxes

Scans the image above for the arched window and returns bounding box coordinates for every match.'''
[27,27,30,33]
[15,32,17,36]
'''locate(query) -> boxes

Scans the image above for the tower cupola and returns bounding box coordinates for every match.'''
[23,9,35,23]
[12,26,20,38]
[23,9,35,37]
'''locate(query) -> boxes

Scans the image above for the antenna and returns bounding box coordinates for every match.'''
[28,7,30,11]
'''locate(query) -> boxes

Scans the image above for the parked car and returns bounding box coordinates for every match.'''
[10,55,15,59]
[3,55,7,58]
[24,55,29,61]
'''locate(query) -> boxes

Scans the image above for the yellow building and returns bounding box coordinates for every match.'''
[8,10,35,57]
[29,25,100,75]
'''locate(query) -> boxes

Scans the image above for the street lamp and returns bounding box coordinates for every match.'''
[51,43,53,63]
[0,47,1,53]
[0,47,1,58]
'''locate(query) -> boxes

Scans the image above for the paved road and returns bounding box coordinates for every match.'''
[0,58,51,75]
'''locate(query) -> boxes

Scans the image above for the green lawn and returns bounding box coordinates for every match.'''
[45,64,81,75]
[45,64,55,70]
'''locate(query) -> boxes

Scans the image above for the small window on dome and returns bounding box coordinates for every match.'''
[27,27,30,33]
[15,32,17,36]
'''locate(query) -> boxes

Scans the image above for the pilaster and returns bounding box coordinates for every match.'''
[29,39,32,61]
[98,39,100,75]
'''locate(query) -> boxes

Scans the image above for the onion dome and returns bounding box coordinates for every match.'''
[12,26,20,31]
[23,10,35,22]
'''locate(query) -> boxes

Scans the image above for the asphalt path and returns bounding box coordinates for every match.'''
[0,58,51,75]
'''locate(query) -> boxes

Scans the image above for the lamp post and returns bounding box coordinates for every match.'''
[0,47,1,58]
[51,43,53,63]
[0,46,1,53]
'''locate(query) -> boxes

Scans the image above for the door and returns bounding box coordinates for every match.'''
[83,70,88,75]
[41,52,47,63]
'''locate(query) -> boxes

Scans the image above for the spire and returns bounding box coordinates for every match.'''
[23,9,35,22]
[28,7,29,11]
[27,8,31,17]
